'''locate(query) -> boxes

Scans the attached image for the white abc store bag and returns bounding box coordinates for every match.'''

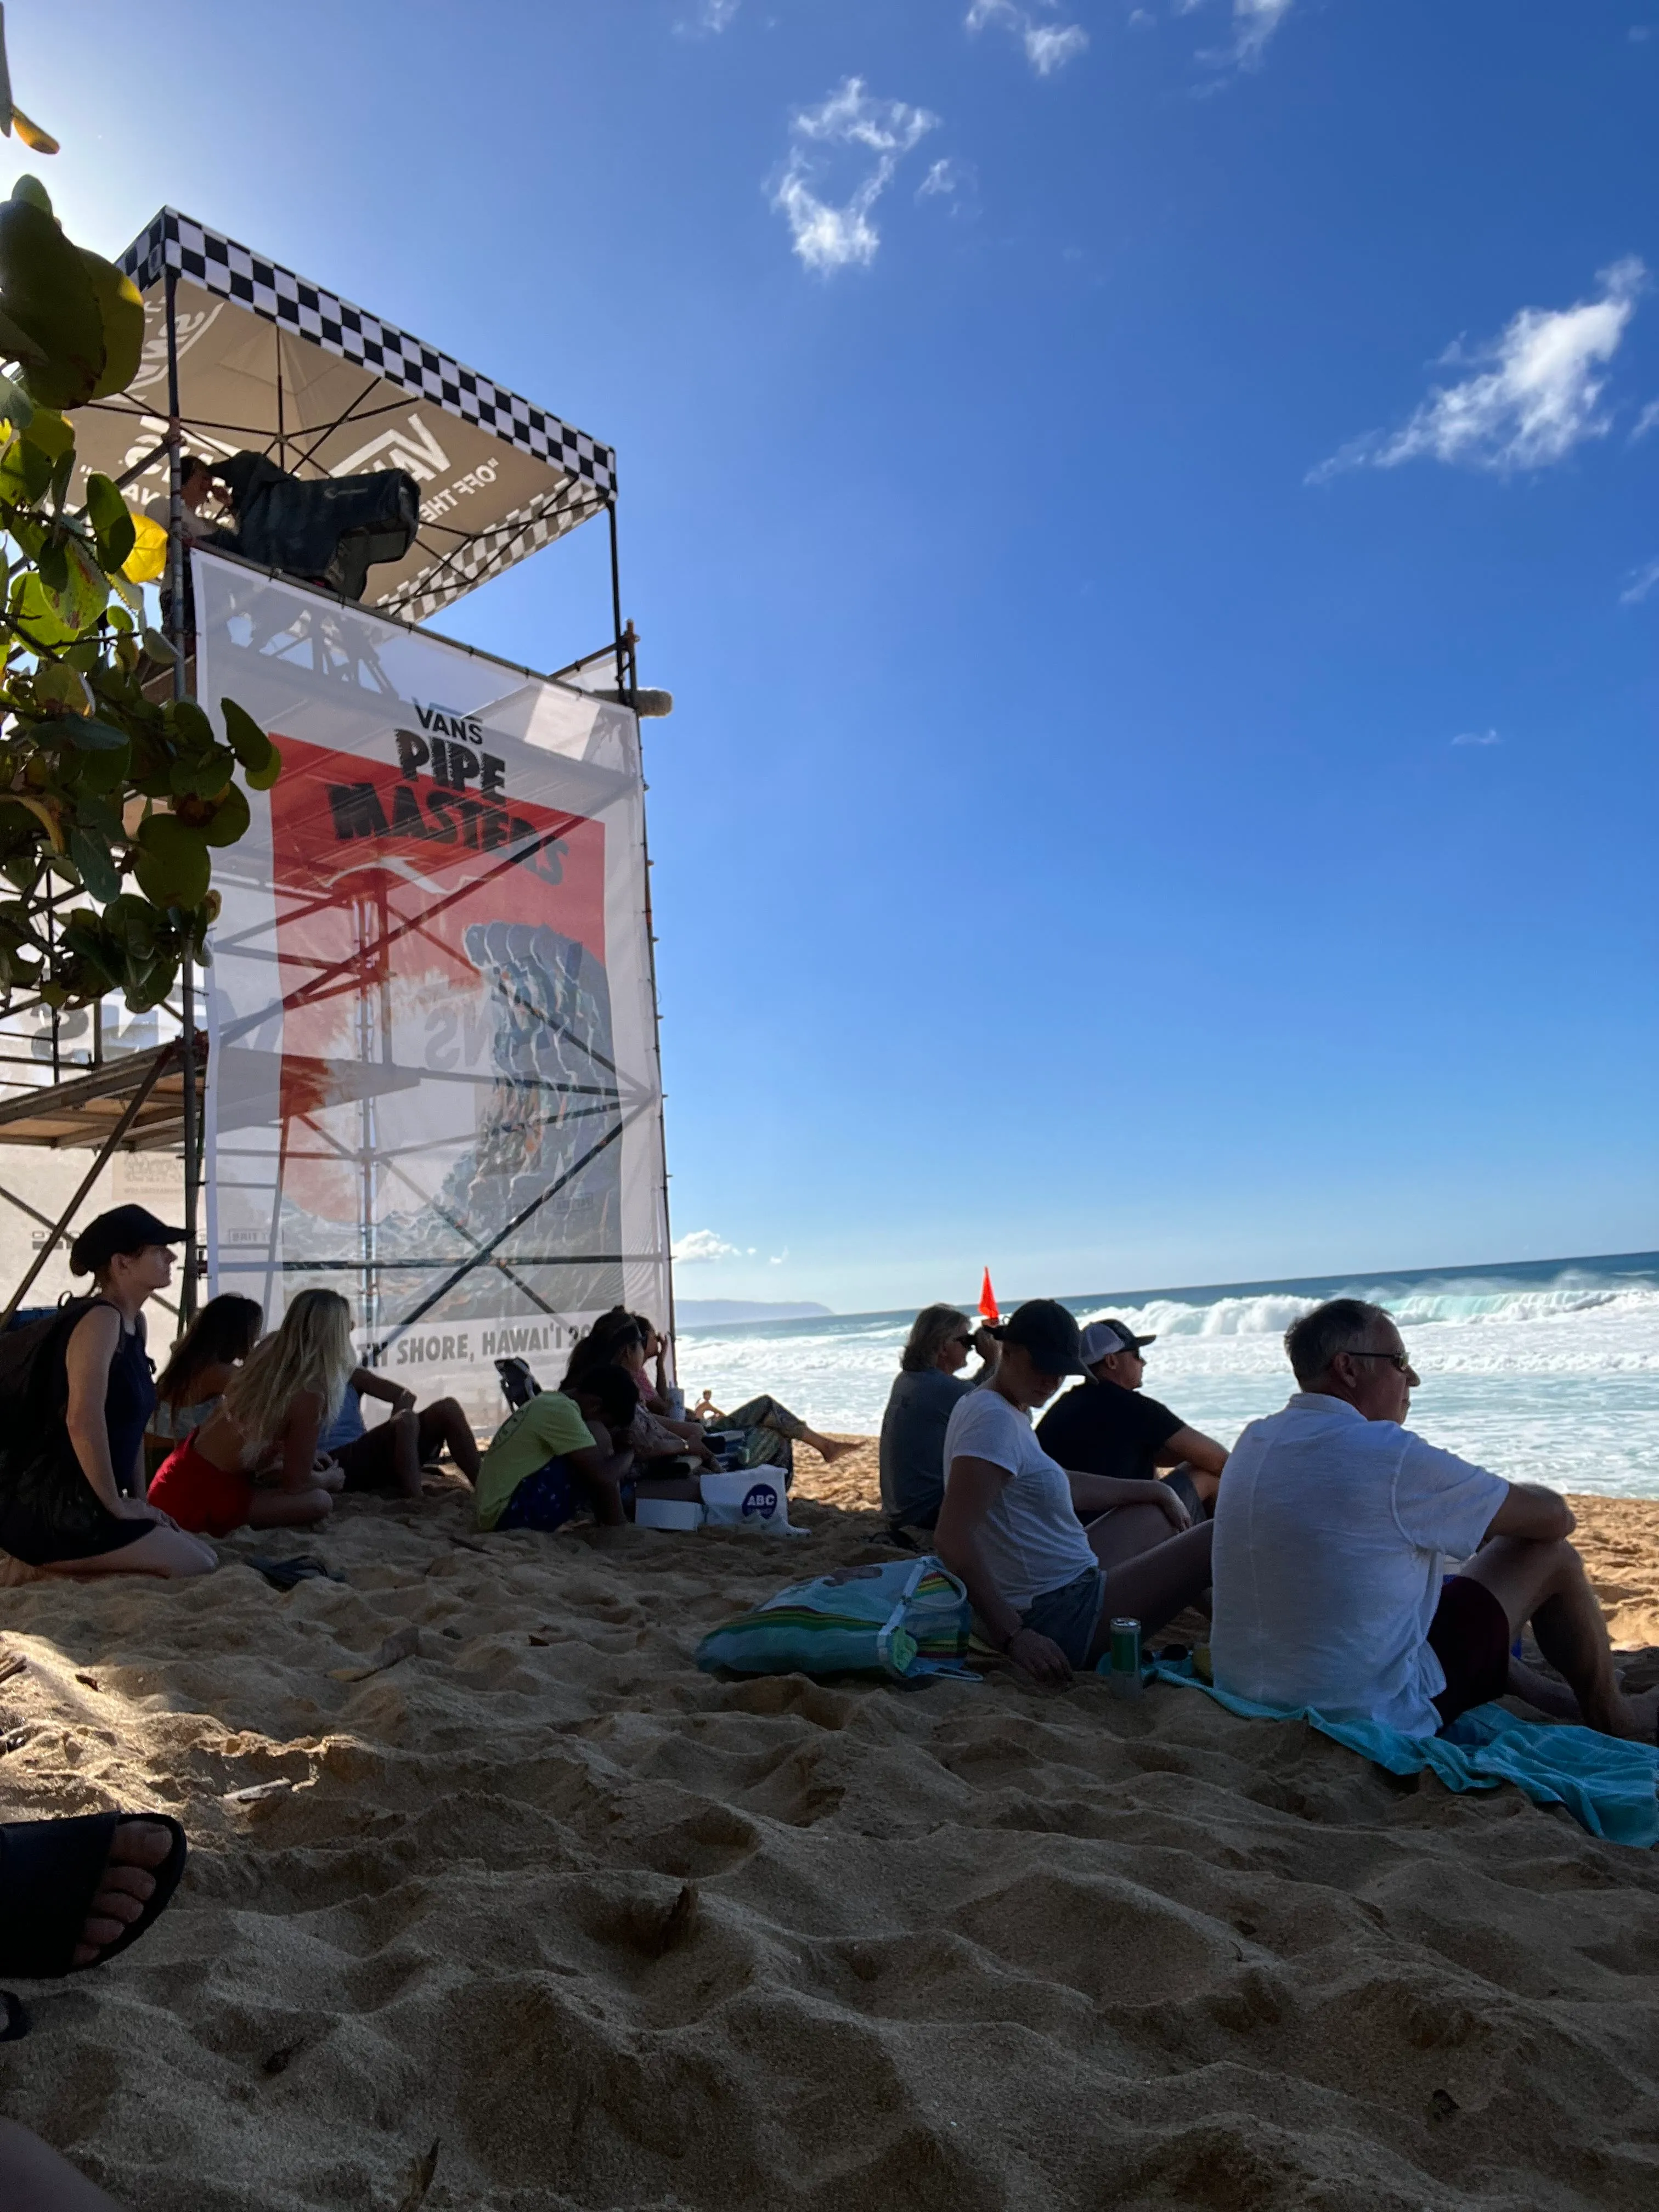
[699,1468,804,1535]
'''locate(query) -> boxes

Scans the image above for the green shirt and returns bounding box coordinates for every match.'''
[475,1392,597,1530]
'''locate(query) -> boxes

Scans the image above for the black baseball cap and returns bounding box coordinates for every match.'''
[989,1299,1084,1376]
[68,1205,188,1277]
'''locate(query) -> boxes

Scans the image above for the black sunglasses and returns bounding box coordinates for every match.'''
[1345,1350,1413,1373]
[949,1330,975,1347]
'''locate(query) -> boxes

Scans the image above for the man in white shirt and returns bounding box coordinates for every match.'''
[1211,1298,1656,1740]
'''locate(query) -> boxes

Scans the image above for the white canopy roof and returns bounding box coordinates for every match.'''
[68,208,615,624]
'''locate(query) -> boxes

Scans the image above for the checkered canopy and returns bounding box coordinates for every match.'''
[67,209,615,624]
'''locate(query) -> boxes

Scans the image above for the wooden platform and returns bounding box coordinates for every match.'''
[0,1040,203,1153]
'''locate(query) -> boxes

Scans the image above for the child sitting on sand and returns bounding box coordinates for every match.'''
[475,1367,641,1532]
[148,1290,352,1536]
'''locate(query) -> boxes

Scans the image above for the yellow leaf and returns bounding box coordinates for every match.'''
[123,511,168,584]
[0,791,65,850]
[10,109,59,157]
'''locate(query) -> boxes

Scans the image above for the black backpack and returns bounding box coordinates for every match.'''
[0,1297,108,1425]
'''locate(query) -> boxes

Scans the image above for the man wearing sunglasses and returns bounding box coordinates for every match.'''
[1210,1298,1658,1742]
[1036,1321,1228,1522]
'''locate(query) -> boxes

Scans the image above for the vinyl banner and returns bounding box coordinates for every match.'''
[193,551,670,1427]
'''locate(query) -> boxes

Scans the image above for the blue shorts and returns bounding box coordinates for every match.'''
[1020,1566,1107,1669]
[496,1457,578,1532]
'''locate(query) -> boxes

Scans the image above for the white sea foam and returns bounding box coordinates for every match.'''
[676,1266,1659,1499]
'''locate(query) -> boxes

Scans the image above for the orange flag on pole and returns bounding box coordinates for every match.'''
[979,1268,1001,1324]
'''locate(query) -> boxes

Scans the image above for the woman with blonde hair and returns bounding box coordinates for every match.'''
[149,1289,353,1536]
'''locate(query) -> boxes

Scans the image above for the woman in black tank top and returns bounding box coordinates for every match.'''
[0,1207,217,1578]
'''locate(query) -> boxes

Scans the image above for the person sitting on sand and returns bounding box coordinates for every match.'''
[564,1316,719,1472]
[147,1293,264,1452]
[879,1304,1000,1536]
[564,1313,851,1479]
[1036,1320,1229,1521]
[935,1299,1215,1686]
[148,1289,352,1536]
[1210,1299,1659,1741]
[476,1366,642,1531]
[0,1206,216,1579]
[318,1367,481,1498]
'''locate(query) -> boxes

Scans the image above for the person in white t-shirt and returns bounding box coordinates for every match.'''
[935,1300,1216,1685]
[1211,1297,1659,1740]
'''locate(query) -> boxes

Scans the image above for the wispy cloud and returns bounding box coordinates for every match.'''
[1311,258,1647,481]
[966,1,1090,77]
[1452,728,1502,747]
[1620,558,1659,605]
[1229,0,1296,66]
[678,0,740,33]
[1634,398,1659,439]
[772,77,939,274]
[673,1228,746,1263]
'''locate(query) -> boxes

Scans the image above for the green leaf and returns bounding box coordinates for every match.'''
[81,251,143,401]
[163,697,214,748]
[243,745,282,792]
[9,178,53,216]
[198,781,249,848]
[221,696,275,772]
[69,825,120,902]
[29,658,93,714]
[133,811,210,907]
[141,626,177,664]
[84,472,134,569]
[103,892,158,961]
[10,569,76,647]
[168,746,234,798]
[59,715,129,752]
[16,401,70,459]
[40,532,106,633]
[76,738,130,793]
[0,195,105,410]
[0,428,49,503]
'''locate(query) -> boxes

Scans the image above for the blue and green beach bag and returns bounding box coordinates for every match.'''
[695,1556,975,1681]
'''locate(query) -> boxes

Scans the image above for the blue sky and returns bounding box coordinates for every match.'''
[33,2,1659,1310]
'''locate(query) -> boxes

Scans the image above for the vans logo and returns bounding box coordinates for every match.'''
[331,411,452,483]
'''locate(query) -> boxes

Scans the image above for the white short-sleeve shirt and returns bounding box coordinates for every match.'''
[1210,1392,1511,1736]
[943,1386,1098,1610]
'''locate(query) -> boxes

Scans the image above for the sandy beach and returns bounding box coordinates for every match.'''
[2,1444,1658,2210]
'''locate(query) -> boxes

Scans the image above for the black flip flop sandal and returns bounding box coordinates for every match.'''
[0,1812,188,2033]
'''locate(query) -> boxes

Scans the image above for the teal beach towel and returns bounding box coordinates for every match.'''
[696,1556,975,1681]
[1154,1660,1659,1848]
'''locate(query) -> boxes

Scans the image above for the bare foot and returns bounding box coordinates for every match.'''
[71,1820,171,1967]
[805,1434,859,1465]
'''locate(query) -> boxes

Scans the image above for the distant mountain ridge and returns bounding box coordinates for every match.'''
[676,1300,832,1327]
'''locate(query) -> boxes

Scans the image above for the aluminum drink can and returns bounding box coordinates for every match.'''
[1109,1615,1143,1698]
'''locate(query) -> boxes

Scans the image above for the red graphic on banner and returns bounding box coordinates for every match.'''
[263,731,606,1226]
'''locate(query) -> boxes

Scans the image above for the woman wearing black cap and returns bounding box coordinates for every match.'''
[935,1299,1212,1686]
[0,1207,217,1577]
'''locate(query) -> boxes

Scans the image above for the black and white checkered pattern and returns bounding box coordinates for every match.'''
[382,480,608,624]
[119,208,616,497]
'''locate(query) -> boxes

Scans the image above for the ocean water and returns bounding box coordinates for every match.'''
[674,1253,1659,1500]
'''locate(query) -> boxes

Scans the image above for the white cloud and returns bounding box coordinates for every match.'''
[1230,0,1295,66]
[677,0,739,33]
[1452,728,1502,747]
[673,1228,742,1263]
[1312,258,1647,480]
[1620,558,1659,605]
[771,77,938,274]
[768,1249,789,1266]
[917,157,963,199]
[967,2,1090,77]
[1634,398,1659,439]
